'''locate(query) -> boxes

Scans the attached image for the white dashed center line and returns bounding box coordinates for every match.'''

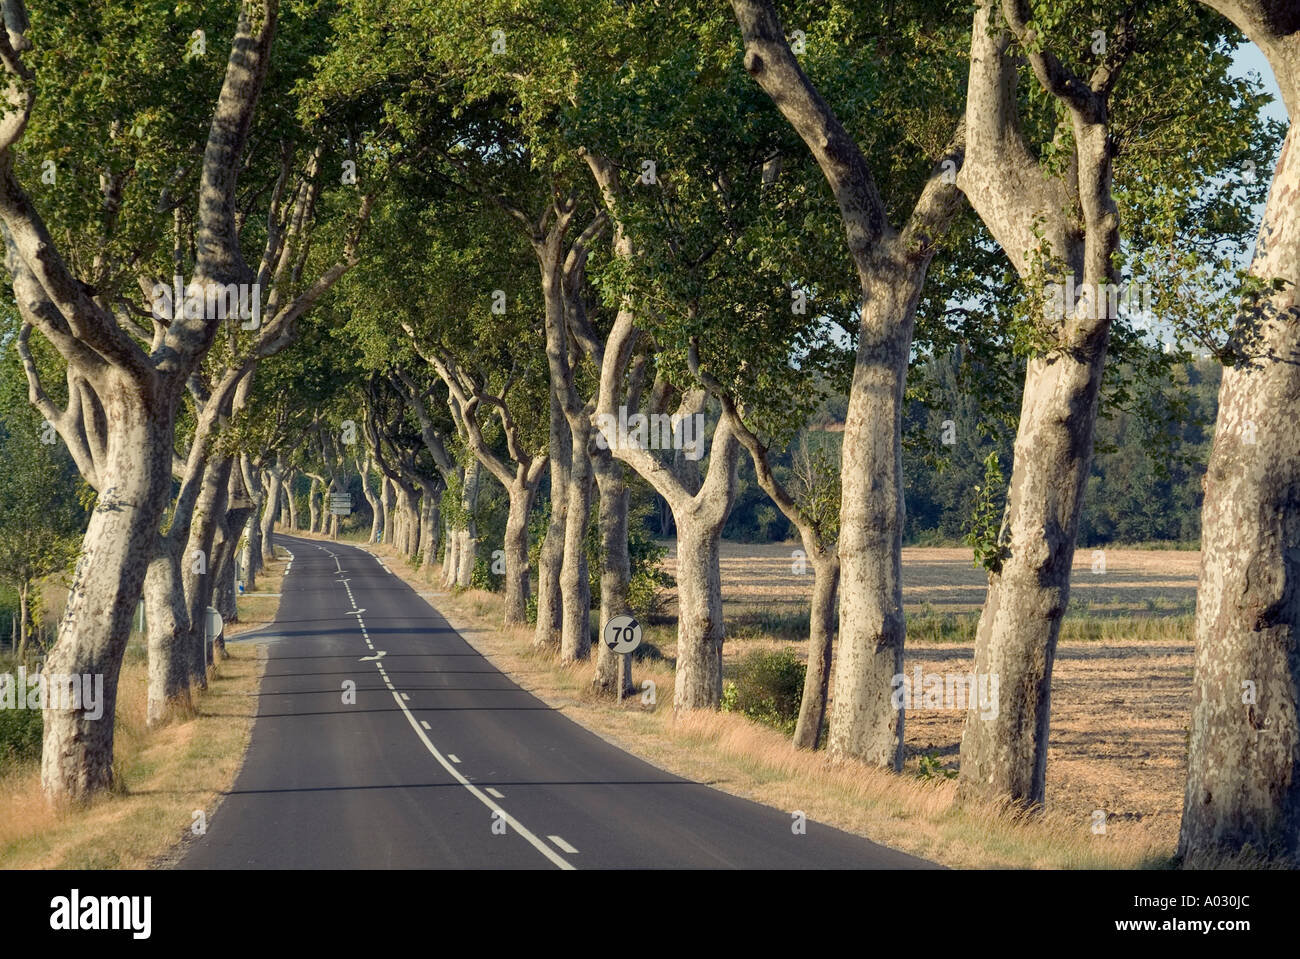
[548,836,578,854]
[322,541,574,870]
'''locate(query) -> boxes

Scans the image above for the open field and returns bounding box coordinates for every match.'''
[671,541,1200,617]
[660,542,1199,853]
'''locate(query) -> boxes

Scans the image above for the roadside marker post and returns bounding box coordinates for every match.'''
[204,606,223,665]
[601,614,642,703]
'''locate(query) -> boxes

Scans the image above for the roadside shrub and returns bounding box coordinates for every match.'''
[721,648,806,734]
[0,700,42,769]
[470,556,502,593]
[917,751,957,780]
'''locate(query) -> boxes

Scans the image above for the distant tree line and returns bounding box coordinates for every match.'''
[718,355,1220,549]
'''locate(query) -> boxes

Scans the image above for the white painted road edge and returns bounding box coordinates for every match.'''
[386,686,575,869]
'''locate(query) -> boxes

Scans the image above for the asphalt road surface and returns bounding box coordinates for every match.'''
[179,533,934,870]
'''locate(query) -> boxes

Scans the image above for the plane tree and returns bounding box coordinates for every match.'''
[338,184,550,621]
[727,0,971,760]
[569,8,862,738]
[0,0,281,799]
[952,0,1274,807]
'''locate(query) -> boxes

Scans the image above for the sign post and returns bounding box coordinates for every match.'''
[601,614,642,703]
[329,493,352,541]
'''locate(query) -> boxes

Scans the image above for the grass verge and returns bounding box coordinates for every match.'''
[0,555,284,868]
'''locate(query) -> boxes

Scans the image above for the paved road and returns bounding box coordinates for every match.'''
[180,534,934,869]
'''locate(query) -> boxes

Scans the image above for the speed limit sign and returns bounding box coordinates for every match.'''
[602,614,642,654]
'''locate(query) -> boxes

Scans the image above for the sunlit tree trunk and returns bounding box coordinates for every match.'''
[1179,2,1300,864]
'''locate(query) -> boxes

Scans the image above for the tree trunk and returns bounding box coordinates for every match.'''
[144,547,193,725]
[380,476,394,544]
[592,449,633,695]
[502,479,535,626]
[286,473,299,530]
[418,483,437,569]
[393,481,419,558]
[443,518,459,584]
[40,383,175,802]
[360,463,382,543]
[242,459,263,587]
[1179,120,1300,865]
[534,391,571,648]
[245,512,260,591]
[423,490,441,578]
[454,460,480,588]
[671,508,727,710]
[16,581,29,661]
[322,480,338,539]
[307,475,321,533]
[560,423,593,662]
[829,262,923,769]
[261,466,282,563]
[957,318,1110,805]
[183,457,233,686]
[793,550,840,750]
[216,505,252,625]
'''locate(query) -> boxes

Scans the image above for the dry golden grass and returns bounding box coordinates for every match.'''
[0,555,285,869]
[666,542,1200,618]
[670,541,1199,856]
[353,536,1176,869]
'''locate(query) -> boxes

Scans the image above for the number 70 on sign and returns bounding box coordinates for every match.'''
[602,615,642,654]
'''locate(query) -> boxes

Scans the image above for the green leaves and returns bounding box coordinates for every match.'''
[0,339,86,596]
[965,449,1009,574]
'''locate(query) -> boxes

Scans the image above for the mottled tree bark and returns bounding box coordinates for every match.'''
[731,0,963,764]
[592,446,633,696]
[240,455,262,588]
[38,389,176,799]
[356,455,381,543]
[1179,0,1300,865]
[379,475,393,545]
[286,472,299,530]
[307,474,321,533]
[144,547,192,726]
[455,458,480,588]
[534,391,571,648]
[795,551,840,750]
[828,269,922,766]
[668,422,741,708]
[261,459,283,563]
[183,455,234,682]
[559,422,593,662]
[501,474,541,625]
[395,481,420,558]
[955,1,1123,805]
[417,482,438,567]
